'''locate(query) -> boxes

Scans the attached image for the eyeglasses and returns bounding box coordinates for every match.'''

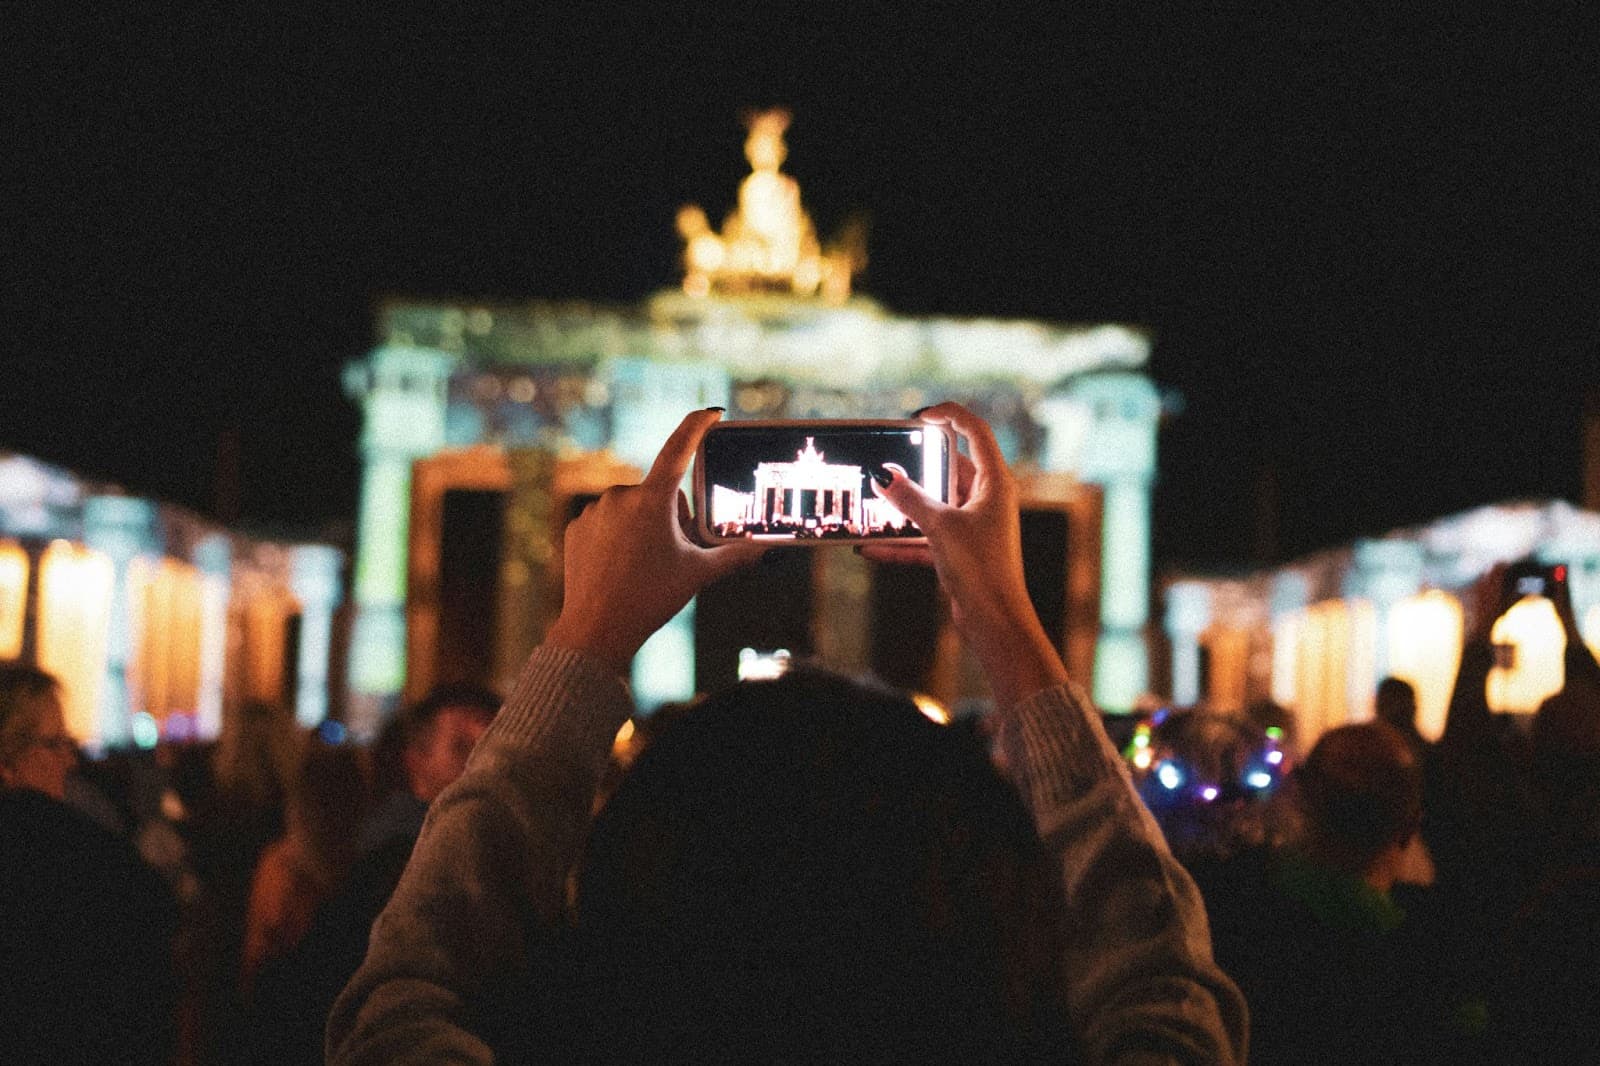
[26,734,76,756]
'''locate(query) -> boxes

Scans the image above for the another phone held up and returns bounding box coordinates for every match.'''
[692,419,956,545]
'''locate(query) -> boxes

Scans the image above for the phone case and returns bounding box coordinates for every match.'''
[692,418,955,546]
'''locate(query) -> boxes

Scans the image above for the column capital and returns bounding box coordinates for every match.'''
[1163,580,1213,637]
[347,344,457,459]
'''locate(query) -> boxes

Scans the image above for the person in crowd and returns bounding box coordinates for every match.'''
[357,685,500,855]
[1136,707,1278,867]
[1369,676,1438,887]
[1420,582,1541,1026]
[328,405,1247,1064]
[0,662,179,1066]
[241,687,497,1066]
[1493,679,1600,1062]
[182,698,302,1064]
[1201,720,1482,1064]
[240,737,370,996]
[1375,676,1426,760]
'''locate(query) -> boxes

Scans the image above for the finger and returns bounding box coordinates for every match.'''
[676,489,699,543]
[954,452,977,505]
[645,408,723,491]
[858,542,934,567]
[873,461,943,530]
[916,402,1007,484]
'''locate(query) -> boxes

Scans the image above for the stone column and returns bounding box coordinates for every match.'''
[289,544,344,729]
[1346,539,1424,718]
[1269,571,1310,710]
[82,496,161,748]
[344,345,454,737]
[193,534,231,742]
[1164,581,1212,707]
[1039,372,1161,712]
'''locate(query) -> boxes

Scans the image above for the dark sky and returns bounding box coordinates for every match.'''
[9,6,1600,568]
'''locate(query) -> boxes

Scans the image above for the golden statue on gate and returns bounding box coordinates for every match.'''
[677,109,863,304]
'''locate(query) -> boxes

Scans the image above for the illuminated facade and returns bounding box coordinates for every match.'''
[0,452,343,750]
[346,113,1162,725]
[1163,500,1600,746]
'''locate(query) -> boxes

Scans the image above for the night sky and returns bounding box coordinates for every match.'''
[10,6,1600,569]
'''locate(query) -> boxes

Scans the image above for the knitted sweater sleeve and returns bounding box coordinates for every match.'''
[997,680,1249,1065]
[326,645,633,1066]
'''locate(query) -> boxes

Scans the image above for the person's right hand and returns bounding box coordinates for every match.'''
[544,408,764,677]
[862,402,1068,708]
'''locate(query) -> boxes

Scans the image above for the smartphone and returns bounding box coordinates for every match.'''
[1504,559,1567,602]
[693,419,955,544]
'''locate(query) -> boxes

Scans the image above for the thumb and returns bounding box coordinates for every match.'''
[873,462,942,530]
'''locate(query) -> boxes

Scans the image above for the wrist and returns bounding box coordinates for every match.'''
[543,615,637,679]
[964,611,1068,710]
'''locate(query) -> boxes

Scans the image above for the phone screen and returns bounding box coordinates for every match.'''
[697,422,950,542]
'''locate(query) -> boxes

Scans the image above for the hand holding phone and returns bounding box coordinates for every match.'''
[545,409,764,675]
[863,403,1070,709]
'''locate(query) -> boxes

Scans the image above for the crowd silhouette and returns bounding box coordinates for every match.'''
[2,406,1597,1064]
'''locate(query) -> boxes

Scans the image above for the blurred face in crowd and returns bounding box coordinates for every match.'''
[406,706,491,803]
[0,691,74,801]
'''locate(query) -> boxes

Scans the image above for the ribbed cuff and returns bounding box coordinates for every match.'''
[998,679,1131,815]
[480,644,634,774]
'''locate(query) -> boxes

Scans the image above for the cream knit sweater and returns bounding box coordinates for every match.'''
[328,646,1247,1064]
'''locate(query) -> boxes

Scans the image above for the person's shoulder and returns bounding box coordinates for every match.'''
[0,787,124,851]
[0,787,172,912]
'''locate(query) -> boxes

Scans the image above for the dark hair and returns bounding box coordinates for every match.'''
[1374,676,1418,732]
[560,669,1067,1063]
[405,685,499,746]
[1296,721,1422,871]
[369,685,501,800]
[0,662,61,767]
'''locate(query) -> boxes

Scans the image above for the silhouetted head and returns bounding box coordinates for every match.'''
[287,737,371,886]
[1296,722,1422,880]
[567,669,1066,1062]
[1139,708,1280,862]
[1374,677,1419,735]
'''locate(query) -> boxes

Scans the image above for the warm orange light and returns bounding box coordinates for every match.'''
[1487,595,1565,713]
[1388,590,1464,743]
[37,541,114,743]
[1201,625,1250,712]
[912,693,951,725]
[241,585,301,706]
[1293,601,1375,748]
[0,540,26,660]
[1584,603,1600,663]
[678,109,861,303]
[127,558,205,733]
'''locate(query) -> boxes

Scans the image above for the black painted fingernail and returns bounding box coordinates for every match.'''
[705,405,725,412]
[870,467,893,488]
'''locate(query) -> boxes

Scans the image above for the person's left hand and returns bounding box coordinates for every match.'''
[544,408,764,676]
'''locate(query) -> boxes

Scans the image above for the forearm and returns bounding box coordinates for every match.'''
[997,683,1249,1066]
[326,646,633,1066]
